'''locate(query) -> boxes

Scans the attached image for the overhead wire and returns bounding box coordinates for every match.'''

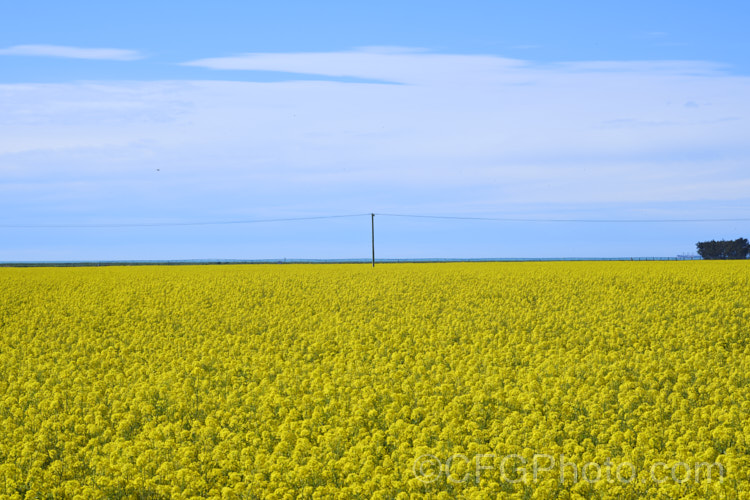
[0,213,371,229]
[375,213,750,223]
[1,212,749,229]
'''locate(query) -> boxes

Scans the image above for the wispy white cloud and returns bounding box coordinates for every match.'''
[182,47,526,85]
[0,44,143,61]
[1,48,749,222]
[181,47,727,84]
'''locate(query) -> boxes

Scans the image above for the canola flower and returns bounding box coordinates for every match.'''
[0,262,748,499]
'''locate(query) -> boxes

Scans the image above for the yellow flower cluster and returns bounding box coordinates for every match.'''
[1,262,748,499]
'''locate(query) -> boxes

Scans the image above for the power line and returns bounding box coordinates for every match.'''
[376,213,750,223]
[0,213,371,229]
[1,212,749,229]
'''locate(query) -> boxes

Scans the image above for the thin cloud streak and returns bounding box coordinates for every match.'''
[0,44,143,61]
[182,47,726,83]
[182,47,526,85]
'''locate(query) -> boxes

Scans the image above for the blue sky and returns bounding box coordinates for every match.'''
[1,1,749,260]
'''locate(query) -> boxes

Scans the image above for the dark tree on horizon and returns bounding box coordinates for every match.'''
[696,238,750,259]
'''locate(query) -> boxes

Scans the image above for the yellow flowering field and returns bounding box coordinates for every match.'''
[1,262,749,499]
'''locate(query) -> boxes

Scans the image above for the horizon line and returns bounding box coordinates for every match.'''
[0,256,708,268]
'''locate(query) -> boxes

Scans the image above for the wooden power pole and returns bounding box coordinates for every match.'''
[371,213,375,267]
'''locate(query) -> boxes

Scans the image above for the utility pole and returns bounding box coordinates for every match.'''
[371,213,375,267]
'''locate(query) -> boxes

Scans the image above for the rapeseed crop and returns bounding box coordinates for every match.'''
[1,262,748,499]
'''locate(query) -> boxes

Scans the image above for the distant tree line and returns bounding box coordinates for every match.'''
[696,238,750,260]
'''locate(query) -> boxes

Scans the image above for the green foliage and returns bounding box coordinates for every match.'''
[696,238,750,260]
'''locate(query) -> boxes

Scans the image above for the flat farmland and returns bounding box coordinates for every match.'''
[1,262,748,499]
